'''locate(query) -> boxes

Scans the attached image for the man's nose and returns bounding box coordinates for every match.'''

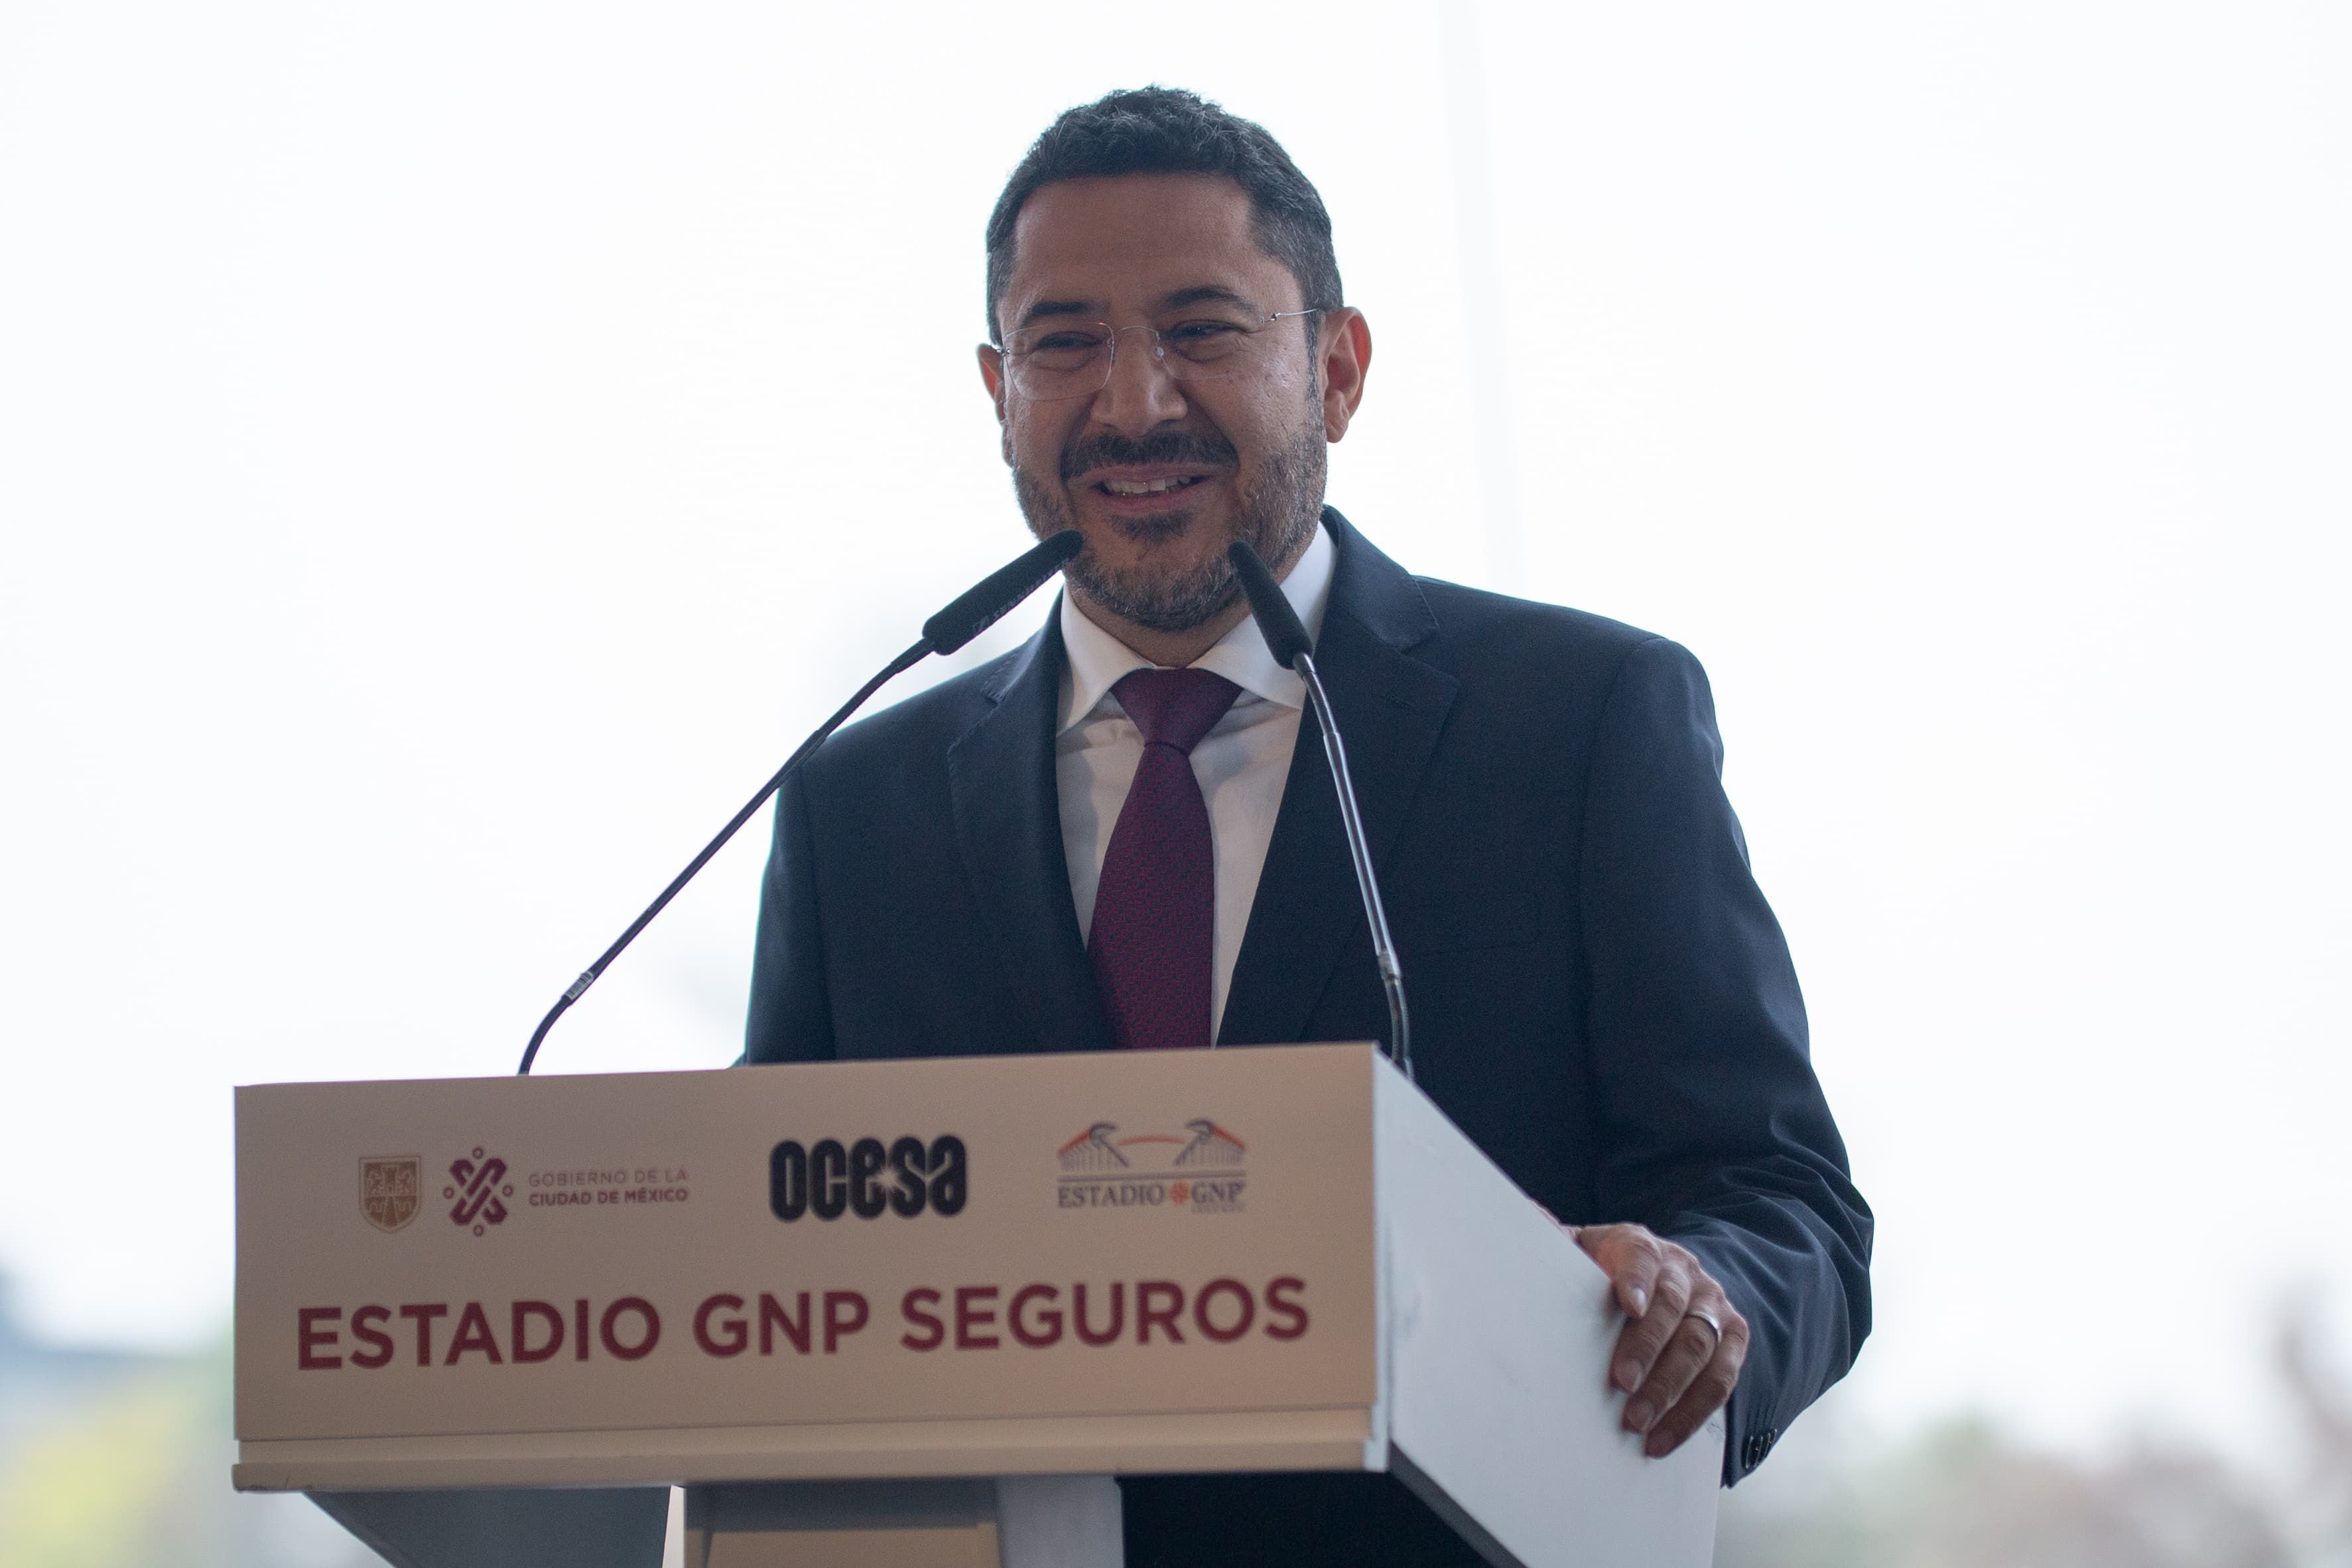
[1088,326,1189,436]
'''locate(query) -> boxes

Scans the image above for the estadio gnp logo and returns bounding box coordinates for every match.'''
[1056,1118,1247,1213]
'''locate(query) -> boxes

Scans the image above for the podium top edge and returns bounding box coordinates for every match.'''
[234,1040,1387,1094]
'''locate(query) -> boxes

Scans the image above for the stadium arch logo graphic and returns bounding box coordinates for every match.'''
[1055,1119,1247,1213]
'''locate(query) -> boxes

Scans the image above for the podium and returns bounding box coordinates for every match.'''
[233,1043,1721,1565]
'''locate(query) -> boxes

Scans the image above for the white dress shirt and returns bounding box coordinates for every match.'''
[1056,522,1337,1039]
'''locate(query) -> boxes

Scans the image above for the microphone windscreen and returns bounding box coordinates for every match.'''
[921,530,1084,654]
[1227,541,1315,670]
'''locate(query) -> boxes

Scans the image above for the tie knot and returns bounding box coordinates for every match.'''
[1113,667,1241,755]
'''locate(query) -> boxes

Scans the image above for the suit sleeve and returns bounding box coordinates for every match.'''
[744,763,838,1065]
[1578,636,1872,1485]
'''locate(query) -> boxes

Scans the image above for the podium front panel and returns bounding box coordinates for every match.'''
[234,1044,1382,1491]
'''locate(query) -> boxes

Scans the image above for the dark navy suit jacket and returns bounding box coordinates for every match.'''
[746,509,1871,1566]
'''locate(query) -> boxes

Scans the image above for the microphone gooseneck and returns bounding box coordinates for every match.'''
[1227,539,1413,1080]
[517,529,1084,1075]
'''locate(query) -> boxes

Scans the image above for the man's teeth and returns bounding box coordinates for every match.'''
[1101,476,1199,496]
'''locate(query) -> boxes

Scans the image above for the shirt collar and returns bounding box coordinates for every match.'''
[1057,517,1337,735]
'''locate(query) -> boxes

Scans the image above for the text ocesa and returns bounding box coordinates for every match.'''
[769,1136,968,1221]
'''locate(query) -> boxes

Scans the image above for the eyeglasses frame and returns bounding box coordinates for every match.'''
[993,307,1329,401]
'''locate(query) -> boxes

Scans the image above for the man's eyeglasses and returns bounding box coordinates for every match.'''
[998,308,1325,401]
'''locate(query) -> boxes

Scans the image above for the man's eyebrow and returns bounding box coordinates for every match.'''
[1010,286,1260,332]
[1163,285,1258,312]
[1013,298,1098,330]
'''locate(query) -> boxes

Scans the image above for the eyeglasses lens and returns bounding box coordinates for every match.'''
[1004,319,1279,400]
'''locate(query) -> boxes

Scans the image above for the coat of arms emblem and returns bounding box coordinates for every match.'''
[359,1155,423,1232]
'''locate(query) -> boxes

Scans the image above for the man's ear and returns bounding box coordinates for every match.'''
[976,344,1013,464]
[1319,308,1373,443]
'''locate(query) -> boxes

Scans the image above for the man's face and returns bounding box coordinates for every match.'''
[980,174,1360,633]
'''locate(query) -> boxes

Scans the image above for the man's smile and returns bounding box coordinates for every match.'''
[1073,462,1223,516]
[1101,476,1200,495]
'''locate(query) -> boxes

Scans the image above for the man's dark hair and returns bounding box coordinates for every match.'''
[984,87,1342,345]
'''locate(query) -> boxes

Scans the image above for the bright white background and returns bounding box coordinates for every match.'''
[3,0,2346,1482]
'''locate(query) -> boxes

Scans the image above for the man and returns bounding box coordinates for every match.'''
[747,87,1870,1565]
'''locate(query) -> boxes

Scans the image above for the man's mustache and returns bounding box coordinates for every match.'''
[1059,430,1238,482]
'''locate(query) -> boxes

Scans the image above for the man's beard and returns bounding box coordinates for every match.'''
[1012,422,1327,635]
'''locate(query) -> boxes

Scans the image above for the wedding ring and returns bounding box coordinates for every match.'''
[1683,1306,1723,1344]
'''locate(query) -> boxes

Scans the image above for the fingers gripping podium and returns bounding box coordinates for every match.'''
[233,1045,1721,1566]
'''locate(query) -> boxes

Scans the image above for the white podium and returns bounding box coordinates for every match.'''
[233,1043,1720,1566]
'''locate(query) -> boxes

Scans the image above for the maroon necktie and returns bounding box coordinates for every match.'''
[1088,667,1244,1051]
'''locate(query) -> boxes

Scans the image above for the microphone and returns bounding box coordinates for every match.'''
[1227,539,1413,1080]
[922,531,1084,653]
[517,528,1084,1075]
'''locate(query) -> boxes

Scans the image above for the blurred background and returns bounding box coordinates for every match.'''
[3,1,2347,1562]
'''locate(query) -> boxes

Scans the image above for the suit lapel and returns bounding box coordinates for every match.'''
[947,612,1114,1055]
[1218,513,1459,1047]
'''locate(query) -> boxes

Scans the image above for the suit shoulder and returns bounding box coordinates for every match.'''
[805,643,1025,779]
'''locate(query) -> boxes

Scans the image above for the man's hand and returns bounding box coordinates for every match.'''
[1569,1222,1749,1459]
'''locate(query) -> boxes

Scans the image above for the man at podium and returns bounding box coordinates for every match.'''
[745,87,1870,1567]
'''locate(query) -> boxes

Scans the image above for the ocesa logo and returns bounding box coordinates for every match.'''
[768,1136,968,1222]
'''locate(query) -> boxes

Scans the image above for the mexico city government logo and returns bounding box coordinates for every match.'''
[444,1147,513,1236]
[358,1156,421,1232]
[1057,1119,1246,1213]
